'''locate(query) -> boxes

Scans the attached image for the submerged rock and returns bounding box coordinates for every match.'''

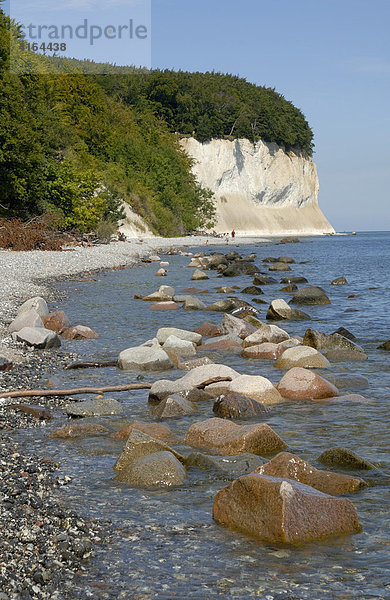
[213,474,361,543]
[184,417,286,456]
[66,397,123,418]
[114,429,183,472]
[378,340,390,351]
[318,447,375,470]
[185,451,264,475]
[115,451,187,487]
[110,421,176,443]
[290,286,331,305]
[254,452,367,495]
[49,423,109,438]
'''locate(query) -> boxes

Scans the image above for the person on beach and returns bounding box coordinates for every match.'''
[231,229,235,238]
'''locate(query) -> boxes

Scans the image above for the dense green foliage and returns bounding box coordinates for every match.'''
[0,7,314,235]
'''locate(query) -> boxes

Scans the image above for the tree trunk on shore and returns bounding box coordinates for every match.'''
[0,383,152,398]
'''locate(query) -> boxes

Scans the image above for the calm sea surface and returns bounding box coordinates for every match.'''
[16,232,390,599]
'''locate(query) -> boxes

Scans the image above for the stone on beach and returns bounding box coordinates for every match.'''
[17,296,49,318]
[157,327,202,345]
[49,423,109,438]
[254,452,367,495]
[13,326,61,349]
[205,374,283,406]
[61,325,99,340]
[42,310,71,333]
[118,345,173,371]
[184,417,286,456]
[110,421,176,442]
[212,474,361,543]
[8,309,44,334]
[290,286,331,305]
[66,397,123,418]
[277,367,339,400]
[213,393,268,420]
[242,324,289,347]
[0,355,13,371]
[114,429,184,472]
[274,346,330,369]
[266,299,310,321]
[9,403,53,420]
[318,447,375,470]
[115,451,186,487]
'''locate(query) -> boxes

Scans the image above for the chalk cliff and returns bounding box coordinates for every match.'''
[180,137,335,236]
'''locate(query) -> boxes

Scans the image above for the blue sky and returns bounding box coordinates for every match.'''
[7,0,390,231]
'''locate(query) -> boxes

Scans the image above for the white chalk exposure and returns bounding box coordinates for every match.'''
[181,137,335,236]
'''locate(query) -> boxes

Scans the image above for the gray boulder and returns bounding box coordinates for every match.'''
[13,327,61,349]
[17,297,49,318]
[303,328,367,361]
[331,276,348,285]
[118,345,173,371]
[152,394,196,418]
[162,335,197,358]
[8,309,44,334]
[157,327,202,345]
[66,397,123,417]
[266,299,310,321]
[290,286,331,305]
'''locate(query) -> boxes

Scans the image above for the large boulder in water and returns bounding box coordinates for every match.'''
[110,421,176,443]
[152,394,196,418]
[290,286,331,305]
[162,335,197,358]
[220,313,256,339]
[269,262,291,272]
[266,299,310,321]
[61,325,99,340]
[118,345,173,371]
[318,447,375,470]
[157,327,202,345]
[303,328,367,361]
[213,393,268,420]
[277,367,339,400]
[212,474,361,543]
[254,452,367,495]
[184,417,286,456]
[115,451,186,487]
[274,346,330,369]
[242,324,289,347]
[205,374,283,406]
[114,429,184,473]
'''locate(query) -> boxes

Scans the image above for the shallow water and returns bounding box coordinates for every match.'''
[15,232,390,599]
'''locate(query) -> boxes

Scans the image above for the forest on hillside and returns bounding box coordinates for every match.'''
[0,9,314,236]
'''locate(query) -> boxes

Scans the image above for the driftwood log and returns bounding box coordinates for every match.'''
[0,383,152,399]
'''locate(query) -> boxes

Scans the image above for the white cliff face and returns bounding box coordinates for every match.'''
[180,137,335,236]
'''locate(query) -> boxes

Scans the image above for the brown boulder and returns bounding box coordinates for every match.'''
[254,452,367,495]
[194,322,222,337]
[114,429,184,473]
[110,421,176,443]
[198,338,242,352]
[148,302,179,311]
[49,423,108,438]
[277,367,339,400]
[42,310,71,333]
[183,417,286,456]
[213,474,361,543]
[115,451,186,487]
[61,325,99,340]
[213,393,268,420]
[318,447,375,470]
